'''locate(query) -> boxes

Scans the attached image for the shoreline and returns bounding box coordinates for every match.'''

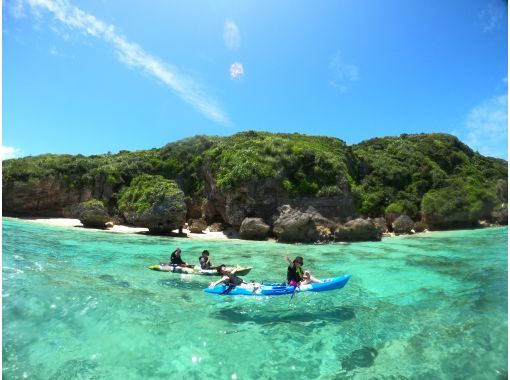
[4,216,505,243]
[7,217,244,242]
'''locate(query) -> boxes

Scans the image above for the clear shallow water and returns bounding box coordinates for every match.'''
[2,218,507,379]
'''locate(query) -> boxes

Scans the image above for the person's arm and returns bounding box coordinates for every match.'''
[209,276,227,288]
[285,255,294,268]
[230,265,242,274]
[177,257,185,265]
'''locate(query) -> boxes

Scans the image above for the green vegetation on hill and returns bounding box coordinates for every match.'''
[2,131,507,228]
[202,131,353,195]
[159,135,219,195]
[117,174,183,213]
[2,150,161,189]
[351,133,507,224]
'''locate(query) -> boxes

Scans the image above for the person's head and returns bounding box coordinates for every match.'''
[174,248,181,255]
[293,256,304,266]
[202,250,209,257]
[217,264,227,274]
[303,270,310,279]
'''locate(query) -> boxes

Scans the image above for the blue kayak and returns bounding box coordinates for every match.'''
[204,274,352,296]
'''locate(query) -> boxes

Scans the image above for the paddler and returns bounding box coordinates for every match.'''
[209,264,245,288]
[168,247,189,267]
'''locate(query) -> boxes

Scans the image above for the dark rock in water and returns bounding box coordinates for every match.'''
[341,346,378,371]
[180,293,191,301]
[99,274,115,282]
[50,359,99,380]
[99,274,130,288]
[239,217,270,240]
[215,306,356,325]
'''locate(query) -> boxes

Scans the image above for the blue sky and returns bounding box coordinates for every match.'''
[2,0,508,159]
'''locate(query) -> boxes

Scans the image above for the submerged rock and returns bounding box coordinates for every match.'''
[341,346,378,371]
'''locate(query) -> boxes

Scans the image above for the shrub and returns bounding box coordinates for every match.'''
[118,174,183,213]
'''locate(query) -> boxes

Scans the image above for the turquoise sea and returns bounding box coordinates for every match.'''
[2,217,508,379]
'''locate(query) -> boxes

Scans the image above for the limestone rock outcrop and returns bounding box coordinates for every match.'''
[334,218,382,242]
[119,175,186,234]
[273,205,318,243]
[123,195,186,234]
[3,178,92,216]
[392,215,414,235]
[239,218,270,240]
[208,222,225,232]
[188,219,207,233]
[491,206,508,225]
[373,217,389,234]
[76,200,110,228]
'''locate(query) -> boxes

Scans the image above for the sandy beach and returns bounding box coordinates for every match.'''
[8,217,435,241]
[12,217,238,241]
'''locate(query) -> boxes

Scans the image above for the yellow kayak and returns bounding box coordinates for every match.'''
[148,264,253,276]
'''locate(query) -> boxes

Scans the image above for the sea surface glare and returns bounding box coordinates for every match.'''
[2,218,507,379]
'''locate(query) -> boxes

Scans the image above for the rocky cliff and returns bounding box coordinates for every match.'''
[3,132,507,241]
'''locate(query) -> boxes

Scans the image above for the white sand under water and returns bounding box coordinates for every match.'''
[13,217,238,241]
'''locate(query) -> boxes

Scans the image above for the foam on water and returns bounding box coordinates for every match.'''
[2,218,507,379]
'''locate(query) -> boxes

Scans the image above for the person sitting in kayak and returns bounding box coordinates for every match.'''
[209,264,245,288]
[301,270,322,285]
[285,255,321,286]
[285,255,304,286]
[199,250,217,270]
[168,248,188,267]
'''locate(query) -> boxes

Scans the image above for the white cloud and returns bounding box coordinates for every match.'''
[229,62,244,79]
[8,0,26,18]
[1,145,21,160]
[223,20,240,50]
[329,52,359,93]
[23,0,231,126]
[463,94,508,159]
[480,2,504,32]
